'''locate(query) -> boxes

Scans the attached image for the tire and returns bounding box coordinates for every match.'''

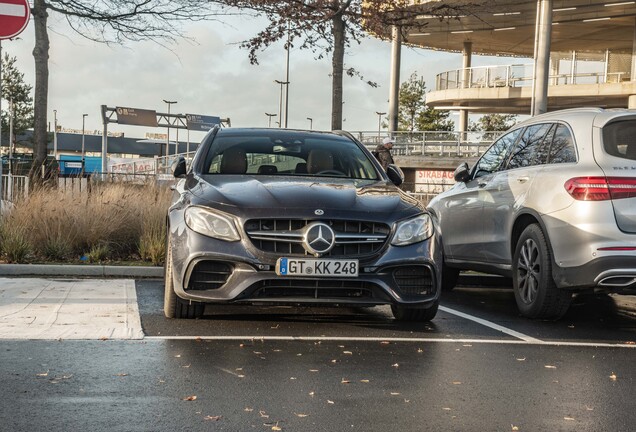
[164,239,204,319]
[441,259,460,291]
[512,224,571,319]
[391,300,439,322]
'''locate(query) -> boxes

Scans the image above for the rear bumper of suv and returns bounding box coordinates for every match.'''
[553,256,636,292]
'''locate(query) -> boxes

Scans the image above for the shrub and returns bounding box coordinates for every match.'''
[0,222,32,263]
[2,180,171,264]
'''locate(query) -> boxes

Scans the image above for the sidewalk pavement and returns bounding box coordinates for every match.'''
[0,265,159,340]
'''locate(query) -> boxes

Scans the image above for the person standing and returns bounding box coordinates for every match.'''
[375,137,395,170]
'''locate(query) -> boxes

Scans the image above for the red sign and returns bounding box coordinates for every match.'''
[0,0,30,40]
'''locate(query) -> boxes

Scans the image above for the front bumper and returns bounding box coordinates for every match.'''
[169,224,441,307]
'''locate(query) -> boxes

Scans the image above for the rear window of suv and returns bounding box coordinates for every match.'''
[603,120,636,160]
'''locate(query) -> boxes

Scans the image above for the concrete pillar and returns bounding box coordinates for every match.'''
[532,0,552,116]
[388,26,402,133]
[631,17,636,80]
[459,41,472,134]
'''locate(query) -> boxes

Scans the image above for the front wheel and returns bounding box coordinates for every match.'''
[391,300,439,322]
[164,239,205,319]
[513,224,571,319]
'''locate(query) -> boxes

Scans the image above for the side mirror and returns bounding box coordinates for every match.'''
[172,156,187,178]
[453,162,470,183]
[386,164,404,186]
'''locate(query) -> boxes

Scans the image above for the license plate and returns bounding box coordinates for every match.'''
[276,258,359,277]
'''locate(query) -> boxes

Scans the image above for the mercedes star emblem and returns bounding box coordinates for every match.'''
[302,222,335,256]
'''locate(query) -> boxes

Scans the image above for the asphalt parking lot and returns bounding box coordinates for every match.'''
[1,277,635,431]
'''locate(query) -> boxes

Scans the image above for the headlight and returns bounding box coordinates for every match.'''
[391,214,433,246]
[184,206,240,241]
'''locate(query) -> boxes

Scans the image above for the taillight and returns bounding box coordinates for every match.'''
[564,177,636,201]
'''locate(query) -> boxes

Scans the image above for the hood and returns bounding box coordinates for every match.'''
[185,174,422,221]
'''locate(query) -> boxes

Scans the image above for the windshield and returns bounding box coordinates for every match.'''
[200,131,380,180]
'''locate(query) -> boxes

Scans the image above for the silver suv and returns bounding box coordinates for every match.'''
[428,108,636,319]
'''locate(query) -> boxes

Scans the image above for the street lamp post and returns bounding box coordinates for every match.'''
[274,80,289,128]
[53,110,58,160]
[307,117,313,130]
[163,99,177,156]
[265,113,277,128]
[375,112,386,140]
[81,113,87,176]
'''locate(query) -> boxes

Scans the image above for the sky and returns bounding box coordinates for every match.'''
[2,10,522,141]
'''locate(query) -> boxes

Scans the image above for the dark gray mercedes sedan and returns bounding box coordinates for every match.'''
[164,127,441,321]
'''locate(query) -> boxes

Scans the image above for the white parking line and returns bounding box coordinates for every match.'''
[143,335,636,348]
[438,305,542,343]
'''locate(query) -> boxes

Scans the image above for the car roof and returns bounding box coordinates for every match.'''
[216,128,352,141]
[514,108,636,130]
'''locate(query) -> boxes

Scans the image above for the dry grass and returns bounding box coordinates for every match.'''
[0,180,171,264]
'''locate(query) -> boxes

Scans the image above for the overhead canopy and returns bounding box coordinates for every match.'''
[381,0,636,57]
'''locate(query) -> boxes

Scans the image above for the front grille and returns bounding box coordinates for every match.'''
[245,219,390,257]
[187,261,233,290]
[393,267,434,297]
[250,279,377,300]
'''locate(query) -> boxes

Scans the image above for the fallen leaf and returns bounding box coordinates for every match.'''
[114,373,128,377]
[511,425,519,431]
[204,415,221,421]
[259,410,269,418]
[181,364,191,368]
[290,377,297,380]
[309,369,319,373]
[442,408,452,411]
[390,392,400,396]
[545,365,557,369]
[381,341,390,345]
[585,406,594,411]
[452,381,462,385]
[272,425,282,431]
[516,358,526,361]
[195,337,202,343]
[36,371,49,377]
[271,324,280,329]
[360,379,370,383]
[625,341,635,345]
[343,351,353,355]
[568,325,575,329]
[99,336,109,341]
[564,417,575,421]
[253,352,263,355]
[174,354,181,358]
[309,391,315,396]
[417,348,424,353]
[392,363,399,368]
[327,400,335,404]
[610,373,617,381]
[463,344,473,347]
[244,407,254,412]
[341,379,351,384]
[182,395,197,401]
[295,413,309,418]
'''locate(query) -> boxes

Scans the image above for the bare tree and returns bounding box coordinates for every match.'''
[29,0,228,182]
[221,0,467,130]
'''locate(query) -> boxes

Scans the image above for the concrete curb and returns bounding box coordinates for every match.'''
[0,264,163,278]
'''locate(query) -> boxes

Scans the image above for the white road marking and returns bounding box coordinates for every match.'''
[0,3,26,17]
[439,305,542,343]
[143,335,636,348]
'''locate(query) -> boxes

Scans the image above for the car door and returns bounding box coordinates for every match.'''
[444,128,522,261]
[480,123,553,264]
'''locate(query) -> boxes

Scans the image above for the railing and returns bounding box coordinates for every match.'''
[104,131,501,176]
[355,130,502,157]
[1,174,29,202]
[436,63,631,91]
